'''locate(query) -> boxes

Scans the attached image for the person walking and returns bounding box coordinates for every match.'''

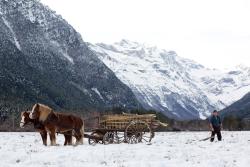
[209,110,222,142]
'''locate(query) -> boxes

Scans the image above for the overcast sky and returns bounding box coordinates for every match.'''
[41,0,250,69]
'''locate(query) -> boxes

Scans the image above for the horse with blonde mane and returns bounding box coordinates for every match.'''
[29,103,84,146]
[20,111,73,145]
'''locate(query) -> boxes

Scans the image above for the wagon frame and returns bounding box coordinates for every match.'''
[85,113,167,145]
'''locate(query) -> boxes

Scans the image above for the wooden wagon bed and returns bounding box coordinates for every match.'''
[86,113,167,145]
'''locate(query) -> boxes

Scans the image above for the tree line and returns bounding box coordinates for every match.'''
[1,105,250,131]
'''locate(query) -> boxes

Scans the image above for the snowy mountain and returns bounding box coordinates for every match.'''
[89,40,250,120]
[0,0,140,115]
[221,92,250,119]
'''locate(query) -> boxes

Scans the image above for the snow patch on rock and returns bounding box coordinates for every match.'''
[91,88,104,101]
[2,17,21,50]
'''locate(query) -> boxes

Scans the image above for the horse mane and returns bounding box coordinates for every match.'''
[35,103,53,122]
[37,103,52,111]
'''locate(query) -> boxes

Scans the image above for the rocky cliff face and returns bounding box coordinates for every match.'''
[0,0,140,115]
[89,40,250,120]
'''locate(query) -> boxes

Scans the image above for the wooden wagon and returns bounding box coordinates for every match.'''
[85,113,168,145]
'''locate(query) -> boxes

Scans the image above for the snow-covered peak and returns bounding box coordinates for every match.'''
[234,64,250,72]
[114,39,141,48]
[97,40,180,66]
[89,40,250,120]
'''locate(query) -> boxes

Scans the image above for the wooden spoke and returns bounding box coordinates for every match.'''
[88,131,103,145]
[103,132,114,145]
[125,121,153,144]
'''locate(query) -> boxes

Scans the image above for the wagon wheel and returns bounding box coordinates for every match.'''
[115,131,125,143]
[125,121,153,144]
[88,131,103,145]
[103,131,121,144]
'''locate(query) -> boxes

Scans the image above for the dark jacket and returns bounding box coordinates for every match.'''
[209,115,222,128]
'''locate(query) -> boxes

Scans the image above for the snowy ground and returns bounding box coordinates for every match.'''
[0,132,250,167]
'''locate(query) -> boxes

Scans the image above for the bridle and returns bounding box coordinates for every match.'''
[20,121,33,126]
[20,116,33,126]
[20,120,27,126]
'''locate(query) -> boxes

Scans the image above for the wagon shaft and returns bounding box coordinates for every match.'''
[84,133,103,140]
[151,120,168,129]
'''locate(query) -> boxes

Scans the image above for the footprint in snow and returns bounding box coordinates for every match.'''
[164,156,171,160]
[44,162,51,165]
[100,161,107,165]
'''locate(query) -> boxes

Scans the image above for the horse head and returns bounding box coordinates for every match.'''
[20,111,33,128]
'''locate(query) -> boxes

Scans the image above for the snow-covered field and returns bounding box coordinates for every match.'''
[0,132,249,167]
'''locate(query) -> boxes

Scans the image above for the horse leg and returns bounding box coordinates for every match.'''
[73,129,80,145]
[68,134,73,145]
[79,126,84,144]
[74,128,83,145]
[64,134,72,146]
[40,131,47,146]
[63,134,68,146]
[49,129,56,146]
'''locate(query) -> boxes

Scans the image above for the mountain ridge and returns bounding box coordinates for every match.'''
[221,92,250,119]
[89,39,250,120]
[0,0,140,119]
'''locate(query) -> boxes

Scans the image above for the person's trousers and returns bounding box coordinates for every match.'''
[211,126,222,142]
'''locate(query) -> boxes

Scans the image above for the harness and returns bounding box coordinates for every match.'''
[20,121,32,126]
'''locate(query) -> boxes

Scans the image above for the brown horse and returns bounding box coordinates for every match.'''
[29,103,84,146]
[20,111,73,146]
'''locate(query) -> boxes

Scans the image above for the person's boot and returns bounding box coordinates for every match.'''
[217,132,222,141]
